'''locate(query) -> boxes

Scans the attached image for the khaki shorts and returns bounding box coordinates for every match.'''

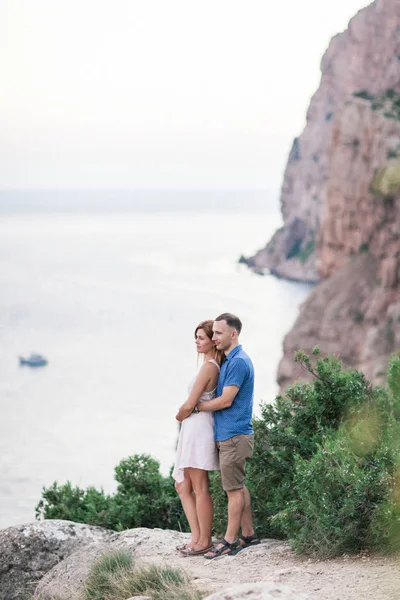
[216,434,254,491]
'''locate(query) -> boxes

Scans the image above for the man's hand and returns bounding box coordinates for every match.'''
[197,386,239,412]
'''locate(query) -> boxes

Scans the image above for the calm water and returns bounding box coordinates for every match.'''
[0,191,312,528]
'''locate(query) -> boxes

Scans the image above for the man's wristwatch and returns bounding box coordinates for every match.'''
[193,405,199,413]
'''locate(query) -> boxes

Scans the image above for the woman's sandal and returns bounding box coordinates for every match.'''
[240,533,261,548]
[180,544,213,556]
[204,538,243,559]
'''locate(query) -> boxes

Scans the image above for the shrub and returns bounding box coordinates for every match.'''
[114,455,181,529]
[387,352,400,412]
[369,475,400,554]
[35,482,120,529]
[370,354,400,553]
[274,434,394,557]
[244,350,399,542]
[262,353,400,556]
[353,90,374,100]
[298,240,315,264]
[36,454,188,532]
[385,88,396,100]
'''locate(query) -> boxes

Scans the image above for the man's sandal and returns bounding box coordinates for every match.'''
[204,538,243,559]
[240,533,261,548]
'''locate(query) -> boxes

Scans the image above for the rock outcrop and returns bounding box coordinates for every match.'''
[0,520,111,600]
[1,520,399,600]
[33,527,193,600]
[243,0,400,386]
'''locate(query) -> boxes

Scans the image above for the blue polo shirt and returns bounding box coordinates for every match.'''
[214,345,254,441]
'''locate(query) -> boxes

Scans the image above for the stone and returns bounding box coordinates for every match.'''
[0,520,112,600]
[33,541,111,600]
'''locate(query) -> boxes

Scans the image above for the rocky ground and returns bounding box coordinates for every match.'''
[2,521,397,600]
[172,538,400,600]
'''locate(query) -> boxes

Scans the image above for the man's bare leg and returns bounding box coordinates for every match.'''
[204,488,244,557]
[240,485,255,537]
[224,488,245,541]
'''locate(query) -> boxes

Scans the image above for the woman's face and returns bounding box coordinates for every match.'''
[195,328,214,354]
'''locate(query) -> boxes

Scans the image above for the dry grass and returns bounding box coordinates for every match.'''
[81,549,202,600]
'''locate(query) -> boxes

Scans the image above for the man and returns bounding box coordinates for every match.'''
[197,312,259,558]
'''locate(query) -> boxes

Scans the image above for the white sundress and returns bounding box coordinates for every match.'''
[172,360,220,483]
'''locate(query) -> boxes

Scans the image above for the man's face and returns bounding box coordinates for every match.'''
[212,319,234,353]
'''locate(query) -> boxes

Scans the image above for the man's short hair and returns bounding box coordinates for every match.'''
[215,313,242,334]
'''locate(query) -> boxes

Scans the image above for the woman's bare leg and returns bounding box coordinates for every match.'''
[187,468,213,549]
[175,470,200,545]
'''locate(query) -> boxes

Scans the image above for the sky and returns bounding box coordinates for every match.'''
[0,0,370,191]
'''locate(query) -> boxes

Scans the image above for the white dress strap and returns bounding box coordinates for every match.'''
[207,359,220,370]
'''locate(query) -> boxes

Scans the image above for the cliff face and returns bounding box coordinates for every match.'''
[246,0,400,387]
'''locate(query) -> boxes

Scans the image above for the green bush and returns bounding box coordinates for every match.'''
[298,240,315,264]
[388,352,400,413]
[35,482,122,529]
[36,454,188,532]
[244,349,383,538]
[113,455,184,529]
[273,434,393,556]
[369,482,400,554]
[353,90,375,100]
[369,354,400,553]
[245,350,400,556]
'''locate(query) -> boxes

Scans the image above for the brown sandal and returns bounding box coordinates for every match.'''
[181,544,213,556]
[176,543,193,553]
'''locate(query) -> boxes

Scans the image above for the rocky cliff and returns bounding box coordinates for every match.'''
[244,0,400,387]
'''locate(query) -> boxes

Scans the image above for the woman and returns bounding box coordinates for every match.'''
[173,320,223,556]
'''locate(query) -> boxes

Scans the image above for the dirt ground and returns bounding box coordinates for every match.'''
[154,538,400,600]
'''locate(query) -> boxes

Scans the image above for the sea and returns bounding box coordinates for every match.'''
[0,190,312,528]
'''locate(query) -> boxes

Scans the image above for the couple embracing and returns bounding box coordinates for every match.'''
[173,313,259,558]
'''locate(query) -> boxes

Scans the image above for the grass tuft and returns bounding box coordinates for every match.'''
[83,550,134,600]
[82,550,202,600]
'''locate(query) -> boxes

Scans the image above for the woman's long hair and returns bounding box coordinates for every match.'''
[194,320,224,366]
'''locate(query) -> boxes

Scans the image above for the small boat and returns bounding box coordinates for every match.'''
[19,353,48,367]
